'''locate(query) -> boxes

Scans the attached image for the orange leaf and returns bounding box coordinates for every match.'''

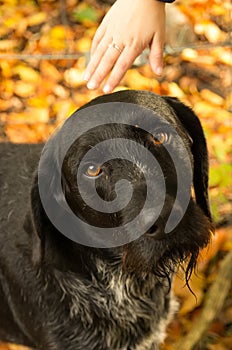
[40,61,62,82]
[5,123,55,143]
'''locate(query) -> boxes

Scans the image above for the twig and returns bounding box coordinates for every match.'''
[174,250,232,350]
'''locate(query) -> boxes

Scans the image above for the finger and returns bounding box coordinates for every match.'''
[103,45,140,93]
[84,39,110,84]
[87,44,122,90]
[90,23,107,56]
[149,32,165,76]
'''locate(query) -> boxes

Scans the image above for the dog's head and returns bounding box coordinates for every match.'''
[28,90,213,281]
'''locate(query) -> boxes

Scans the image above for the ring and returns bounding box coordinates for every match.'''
[108,42,122,54]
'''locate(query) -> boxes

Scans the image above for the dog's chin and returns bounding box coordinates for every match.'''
[121,202,212,277]
[122,238,166,276]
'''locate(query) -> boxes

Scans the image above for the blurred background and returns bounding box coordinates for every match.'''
[0,0,231,349]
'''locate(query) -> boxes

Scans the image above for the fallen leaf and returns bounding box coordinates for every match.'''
[14,81,36,98]
[5,123,55,143]
[13,64,41,84]
[40,61,62,82]
[124,69,159,91]
[27,12,47,27]
[194,20,226,43]
[200,89,224,106]
[64,67,85,88]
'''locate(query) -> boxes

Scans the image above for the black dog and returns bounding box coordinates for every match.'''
[0,90,213,350]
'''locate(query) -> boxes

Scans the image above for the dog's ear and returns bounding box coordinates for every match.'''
[23,174,46,265]
[164,96,212,221]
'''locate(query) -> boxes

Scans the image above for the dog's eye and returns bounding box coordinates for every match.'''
[153,132,169,145]
[85,164,102,178]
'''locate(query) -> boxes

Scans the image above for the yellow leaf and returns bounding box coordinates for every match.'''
[13,65,41,84]
[181,48,198,61]
[193,101,216,117]
[75,37,92,52]
[211,47,232,66]
[53,100,77,124]
[168,82,185,99]
[40,25,74,52]
[14,81,36,98]
[201,89,224,106]
[124,69,159,90]
[194,20,226,43]
[0,61,12,78]
[53,84,70,99]
[27,12,47,26]
[1,79,14,98]
[64,68,85,88]
[0,39,18,51]
[27,97,49,109]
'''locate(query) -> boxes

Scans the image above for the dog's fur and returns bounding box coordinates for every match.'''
[0,90,213,350]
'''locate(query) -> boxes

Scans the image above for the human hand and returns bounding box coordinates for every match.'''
[84,0,166,93]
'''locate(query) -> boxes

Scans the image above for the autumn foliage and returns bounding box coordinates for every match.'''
[0,0,231,349]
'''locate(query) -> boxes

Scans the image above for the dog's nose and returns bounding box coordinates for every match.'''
[144,203,184,239]
[145,218,165,238]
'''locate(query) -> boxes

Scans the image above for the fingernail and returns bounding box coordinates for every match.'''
[103,84,112,94]
[83,71,90,81]
[155,67,163,76]
[87,80,97,90]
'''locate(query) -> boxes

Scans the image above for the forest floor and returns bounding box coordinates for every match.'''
[0,0,231,349]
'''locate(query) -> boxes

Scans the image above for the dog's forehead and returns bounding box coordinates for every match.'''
[77,101,178,134]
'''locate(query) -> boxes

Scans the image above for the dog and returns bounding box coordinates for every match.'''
[0,90,213,350]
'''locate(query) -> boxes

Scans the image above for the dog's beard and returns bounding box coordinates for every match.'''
[121,199,212,281]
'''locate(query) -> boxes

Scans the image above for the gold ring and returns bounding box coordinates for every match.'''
[108,42,122,54]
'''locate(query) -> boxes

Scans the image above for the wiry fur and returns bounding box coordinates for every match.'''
[0,90,213,349]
